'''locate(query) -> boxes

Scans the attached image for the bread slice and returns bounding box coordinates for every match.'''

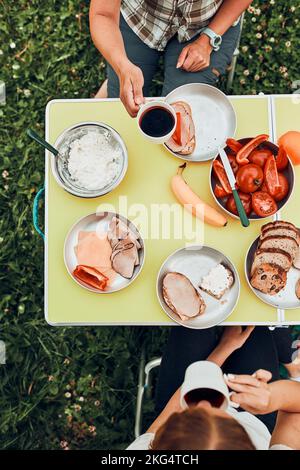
[259,235,299,261]
[296,278,300,300]
[250,263,287,295]
[251,248,292,275]
[261,221,297,234]
[260,226,300,244]
[162,272,206,321]
[199,264,234,300]
[294,247,300,270]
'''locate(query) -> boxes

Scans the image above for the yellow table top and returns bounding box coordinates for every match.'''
[45,95,298,325]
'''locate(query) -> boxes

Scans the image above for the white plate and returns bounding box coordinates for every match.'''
[64,212,145,293]
[156,245,240,329]
[245,235,300,309]
[164,83,236,162]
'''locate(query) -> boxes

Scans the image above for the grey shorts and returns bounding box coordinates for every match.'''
[107,15,241,98]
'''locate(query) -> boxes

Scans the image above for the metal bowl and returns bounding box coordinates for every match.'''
[245,234,300,309]
[164,83,237,162]
[210,138,295,220]
[156,245,240,329]
[64,211,145,293]
[51,122,128,198]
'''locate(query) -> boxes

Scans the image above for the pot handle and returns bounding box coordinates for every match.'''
[33,185,45,240]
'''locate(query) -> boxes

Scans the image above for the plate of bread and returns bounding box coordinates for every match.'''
[164,83,236,162]
[156,245,240,328]
[245,220,300,309]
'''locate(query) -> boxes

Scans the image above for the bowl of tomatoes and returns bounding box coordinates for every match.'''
[210,135,295,220]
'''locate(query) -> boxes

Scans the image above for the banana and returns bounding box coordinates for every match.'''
[171,163,227,227]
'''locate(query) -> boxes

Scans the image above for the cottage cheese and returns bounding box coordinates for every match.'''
[68,130,122,190]
[200,264,233,298]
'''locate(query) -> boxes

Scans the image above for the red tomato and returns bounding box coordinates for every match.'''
[275,146,288,171]
[213,160,232,194]
[248,148,273,167]
[252,191,278,217]
[214,184,228,198]
[236,134,269,165]
[226,192,252,216]
[236,164,264,193]
[274,173,289,201]
[264,155,280,197]
[226,138,243,154]
[278,131,300,165]
[228,155,239,174]
[173,113,182,146]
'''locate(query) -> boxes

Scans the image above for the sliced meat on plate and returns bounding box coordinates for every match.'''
[166,101,196,155]
[162,272,206,321]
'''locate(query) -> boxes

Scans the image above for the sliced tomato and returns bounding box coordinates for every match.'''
[213,160,232,194]
[226,138,243,154]
[264,155,281,197]
[214,183,228,198]
[236,134,269,165]
[228,154,239,174]
[274,173,289,201]
[172,112,182,146]
[236,164,264,193]
[252,191,277,217]
[275,146,288,171]
[226,192,252,216]
[248,148,273,167]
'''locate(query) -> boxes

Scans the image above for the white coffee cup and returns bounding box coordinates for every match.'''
[137,99,177,144]
[180,361,230,410]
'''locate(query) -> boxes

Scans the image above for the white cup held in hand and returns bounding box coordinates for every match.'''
[180,361,230,410]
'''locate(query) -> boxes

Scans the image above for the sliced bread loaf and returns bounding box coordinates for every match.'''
[251,248,292,275]
[261,220,297,234]
[259,235,299,261]
[250,263,287,295]
[260,226,300,244]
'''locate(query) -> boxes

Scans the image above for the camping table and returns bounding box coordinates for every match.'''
[45,94,300,326]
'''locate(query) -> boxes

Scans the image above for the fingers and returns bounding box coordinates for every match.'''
[120,82,139,117]
[241,325,255,340]
[177,47,189,69]
[225,374,262,388]
[132,75,144,107]
[252,369,272,383]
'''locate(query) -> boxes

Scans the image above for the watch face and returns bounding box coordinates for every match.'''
[214,35,222,46]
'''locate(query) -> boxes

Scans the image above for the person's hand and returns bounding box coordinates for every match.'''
[218,326,255,354]
[225,369,273,414]
[176,34,213,72]
[118,61,145,117]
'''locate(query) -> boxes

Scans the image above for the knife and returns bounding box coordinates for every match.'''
[218,147,250,228]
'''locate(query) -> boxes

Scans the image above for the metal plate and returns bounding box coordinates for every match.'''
[245,235,300,309]
[64,212,145,293]
[164,83,236,162]
[156,245,240,329]
[210,139,295,220]
[52,122,128,198]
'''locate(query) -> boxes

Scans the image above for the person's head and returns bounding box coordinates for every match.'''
[151,402,255,450]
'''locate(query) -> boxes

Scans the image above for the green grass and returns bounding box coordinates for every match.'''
[0,0,300,450]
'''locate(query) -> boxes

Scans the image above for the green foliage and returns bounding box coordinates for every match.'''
[0,0,299,450]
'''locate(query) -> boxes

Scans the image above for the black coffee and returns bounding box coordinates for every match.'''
[140,106,175,138]
[185,388,225,408]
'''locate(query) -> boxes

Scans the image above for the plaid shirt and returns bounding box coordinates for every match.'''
[121,0,223,51]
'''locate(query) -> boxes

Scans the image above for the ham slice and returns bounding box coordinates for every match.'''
[74,230,116,284]
[162,272,206,321]
[166,101,196,155]
[107,217,141,279]
[73,265,108,291]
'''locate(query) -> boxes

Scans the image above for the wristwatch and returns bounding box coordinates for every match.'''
[202,27,222,51]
